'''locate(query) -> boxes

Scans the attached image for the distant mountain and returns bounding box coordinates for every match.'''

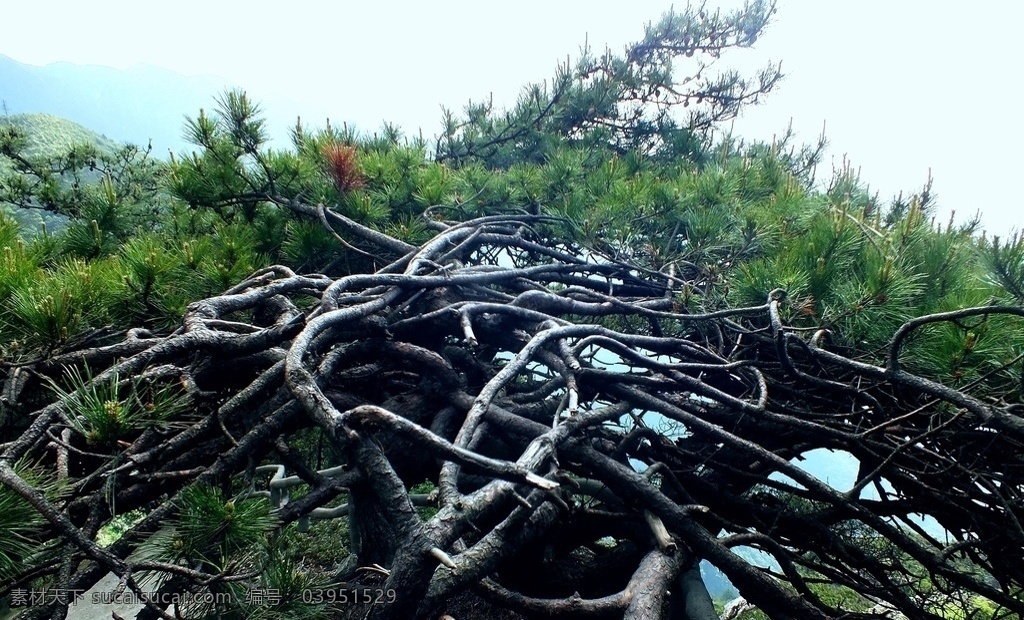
[0,54,234,156]
[0,55,343,158]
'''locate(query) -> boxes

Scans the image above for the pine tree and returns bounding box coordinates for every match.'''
[1,3,1023,619]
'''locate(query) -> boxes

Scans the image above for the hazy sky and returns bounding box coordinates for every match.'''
[4,0,1022,233]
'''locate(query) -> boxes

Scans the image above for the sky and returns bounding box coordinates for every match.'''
[4,0,1023,233]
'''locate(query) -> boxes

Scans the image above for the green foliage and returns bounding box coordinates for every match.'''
[0,216,38,299]
[2,85,1020,400]
[3,257,122,348]
[983,231,1024,302]
[169,91,443,270]
[119,233,182,312]
[200,222,263,289]
[435,2,783,168]
[140,484,277,572]
[410,480,439,521]
[46,363,188,446]
[281,515,351,570]
[96,509,146,547]
[112,229,245,325]
[282,220,343,271]
[132,484,322,619]
[0,461,52,583]
[239,548,334,620]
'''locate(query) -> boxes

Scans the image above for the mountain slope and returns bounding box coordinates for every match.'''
[1,112,120,157]
[0,54,231,155]
[0,112,120,234]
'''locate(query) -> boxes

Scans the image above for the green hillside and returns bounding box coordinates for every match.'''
[1,112,119,158]
[0,113,121,234]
